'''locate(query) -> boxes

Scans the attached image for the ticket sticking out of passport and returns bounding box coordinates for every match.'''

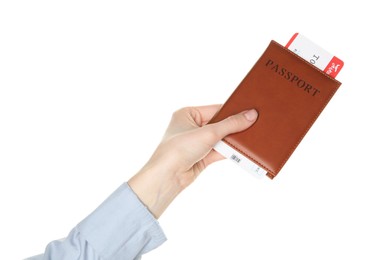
[213,33,343,179]
[285,33,344,78]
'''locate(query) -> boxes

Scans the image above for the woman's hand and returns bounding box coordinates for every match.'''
[128,105,258,218]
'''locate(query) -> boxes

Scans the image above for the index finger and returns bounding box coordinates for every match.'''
[190,104,222,126]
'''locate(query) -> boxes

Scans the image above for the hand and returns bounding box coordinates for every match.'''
[128,104,258,218]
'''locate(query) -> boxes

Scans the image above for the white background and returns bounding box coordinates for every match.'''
[1,1,375,259]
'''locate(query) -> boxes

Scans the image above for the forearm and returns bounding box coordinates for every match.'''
[26,183,167,260]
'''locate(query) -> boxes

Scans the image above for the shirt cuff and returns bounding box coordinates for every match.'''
[77,183,167,259]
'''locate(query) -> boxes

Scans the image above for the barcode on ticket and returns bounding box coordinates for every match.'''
[214,140,267,178]
[230,154,241,163]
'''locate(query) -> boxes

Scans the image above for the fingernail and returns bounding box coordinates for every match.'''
[244,109,258,122]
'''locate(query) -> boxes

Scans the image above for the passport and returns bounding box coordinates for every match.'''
[210,40,342,179]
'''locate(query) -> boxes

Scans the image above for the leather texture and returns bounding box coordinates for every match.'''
[209,40,342,179]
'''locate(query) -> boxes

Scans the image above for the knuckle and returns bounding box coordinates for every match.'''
[171,106,190,119]
[226,114,242,128]
[203,126,221,142]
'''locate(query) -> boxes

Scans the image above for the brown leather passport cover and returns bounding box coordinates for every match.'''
[209,40,342,179]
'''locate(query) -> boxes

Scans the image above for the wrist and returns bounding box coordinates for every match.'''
[128,161,184,219]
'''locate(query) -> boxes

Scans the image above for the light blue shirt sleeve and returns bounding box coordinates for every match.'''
[26,183,167,260]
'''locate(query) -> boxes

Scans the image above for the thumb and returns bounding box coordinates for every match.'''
[208,109,258,140]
